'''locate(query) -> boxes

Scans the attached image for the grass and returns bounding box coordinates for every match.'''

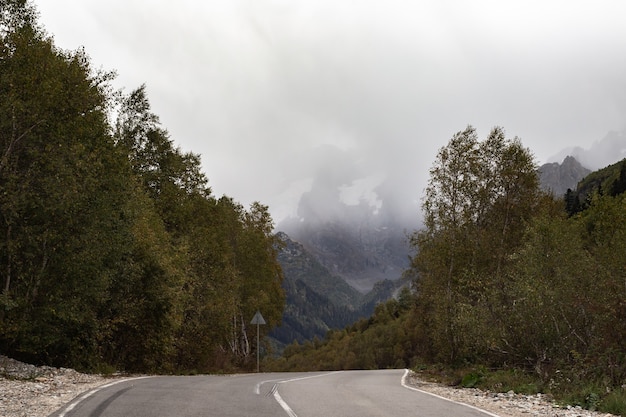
[412,364,626,416]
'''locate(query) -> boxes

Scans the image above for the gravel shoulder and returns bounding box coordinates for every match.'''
[405,372,617,417]
[0,356,619,417]
[0,356,114,417]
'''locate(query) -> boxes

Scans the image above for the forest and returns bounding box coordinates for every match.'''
[269,127,626,415]
[0,0,285,373]
[2,2,626,414]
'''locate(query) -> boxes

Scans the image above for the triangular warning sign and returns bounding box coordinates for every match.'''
[250,310,266,325]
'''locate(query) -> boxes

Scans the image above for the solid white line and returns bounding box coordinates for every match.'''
[56,376,153,417]
[401,369,503,417]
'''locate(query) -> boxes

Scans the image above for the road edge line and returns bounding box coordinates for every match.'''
[55,376,153,417]
[401,369,503,417]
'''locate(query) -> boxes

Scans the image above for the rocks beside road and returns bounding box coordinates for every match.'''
[406,372,617,417]
[0,355,111,417]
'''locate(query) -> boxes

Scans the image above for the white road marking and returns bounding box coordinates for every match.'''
[255,371,341,395]
[56,376,153,417]
[257,372,342,417]
[401,369,503,417]
[273,387,299,417]
[255,377,288,395]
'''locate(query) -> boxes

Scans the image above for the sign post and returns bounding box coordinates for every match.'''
[250,311,266,373]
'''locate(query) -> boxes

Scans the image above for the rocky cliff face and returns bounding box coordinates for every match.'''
[276,231,362,308]
[279,217,410,293]
[539,155,591,197]
[271,232,404,349]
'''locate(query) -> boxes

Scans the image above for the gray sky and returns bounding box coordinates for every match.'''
[34,0,626,225]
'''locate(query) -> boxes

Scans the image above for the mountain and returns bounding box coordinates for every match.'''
[279,215,410,293]
[270,167,414,350]
[539,155,591,197]
[270,232,404,350]
[548,129,626,170]
[276,231,362,308]
[564,158,626,215]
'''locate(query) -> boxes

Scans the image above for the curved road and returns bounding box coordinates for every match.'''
[50,369,500,417]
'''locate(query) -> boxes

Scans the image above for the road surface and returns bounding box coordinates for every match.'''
[50,369,500,417]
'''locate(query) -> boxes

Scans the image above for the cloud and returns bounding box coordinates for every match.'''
[34,0,626,225]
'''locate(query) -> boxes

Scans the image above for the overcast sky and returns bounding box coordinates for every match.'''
[34,0,626,225]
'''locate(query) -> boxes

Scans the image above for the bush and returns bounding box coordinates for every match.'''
[600,389,626,416]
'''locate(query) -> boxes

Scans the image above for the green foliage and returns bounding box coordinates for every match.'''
[565,158,626,215]
[482,369,543,394]
[410,125,540,364]
[268,126,626,415]
[461,371,482,388]
[266,295,415,372]
[0,2,285,374]
[408,129,626,412]
[600,389,626,416]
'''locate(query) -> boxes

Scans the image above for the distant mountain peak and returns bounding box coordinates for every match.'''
[539,156,591,197]
[548,129,626,170]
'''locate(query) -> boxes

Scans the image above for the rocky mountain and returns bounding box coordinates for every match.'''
[549,129,626,170]
[275,231,362,309]
[270,232,404,350]
[540,129,626,197]
[270,166,415,350]
[279,215,410,293]
[539,155,591,197]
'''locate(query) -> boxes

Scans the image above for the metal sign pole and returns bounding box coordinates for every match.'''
[256,321,260,373]
[250,311,266,373]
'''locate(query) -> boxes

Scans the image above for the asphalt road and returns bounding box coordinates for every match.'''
[50,369,500,417]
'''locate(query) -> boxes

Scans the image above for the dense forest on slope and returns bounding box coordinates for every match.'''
[0,1,284,373]
[268,127,626,414]
[565,158,626,215]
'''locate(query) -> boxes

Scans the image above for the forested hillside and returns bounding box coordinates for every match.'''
[271,232,404,349]
[0,1,284,373]
[269,126,626,415]
[565,158,626,215]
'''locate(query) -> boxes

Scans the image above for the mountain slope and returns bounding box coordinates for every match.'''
[539,155,591,197]
[276,232,362,307]
[565,158,626,215]
[270,232,404,349]
[279,217,410,293]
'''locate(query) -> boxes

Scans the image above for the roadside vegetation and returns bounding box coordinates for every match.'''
[0,1,284,374]
[267,127,626,416]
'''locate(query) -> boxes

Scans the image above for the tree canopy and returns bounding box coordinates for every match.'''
[0,0,284,373]
[270,126,626,415]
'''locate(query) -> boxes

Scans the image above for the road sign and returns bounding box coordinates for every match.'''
[250,311,266,325]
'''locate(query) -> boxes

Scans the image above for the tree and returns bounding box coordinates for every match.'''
[409,125,541,364]
[0,2,286,372]
[502,212,597,373]
[576,193,626,384]
[0,0,134,368]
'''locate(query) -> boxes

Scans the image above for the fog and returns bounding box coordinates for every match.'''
[35,0,626,227]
